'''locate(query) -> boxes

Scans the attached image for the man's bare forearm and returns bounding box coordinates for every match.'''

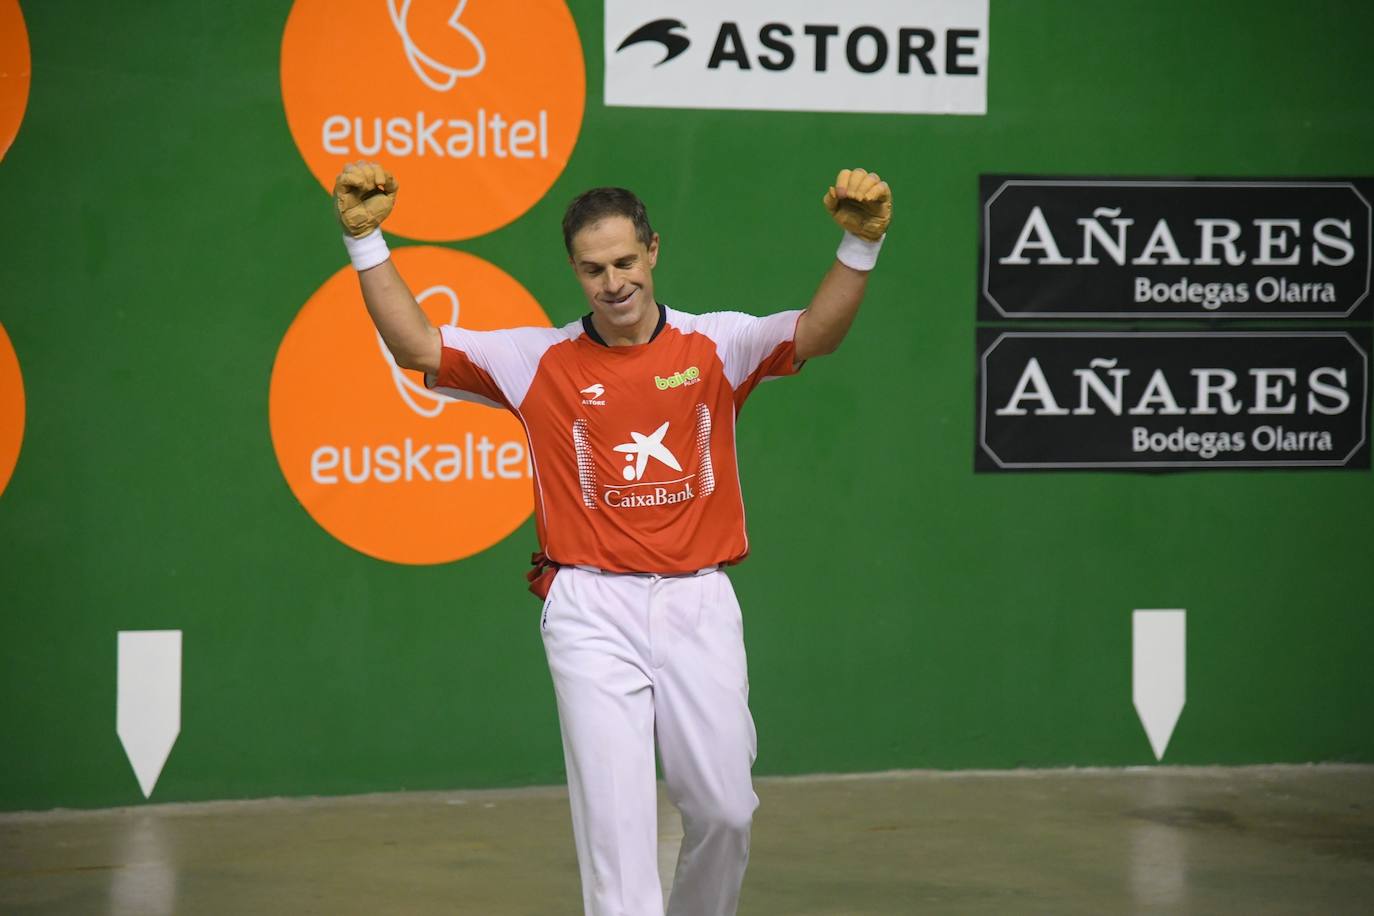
[794,168,891,361]
[358,259,441,374]
[795,260,869,360]
[330,160,440,374]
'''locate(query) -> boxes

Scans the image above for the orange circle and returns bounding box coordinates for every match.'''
[270,247,551,564]
[0,322,24,497]
[0,0,31,160]
[281,0,585,242]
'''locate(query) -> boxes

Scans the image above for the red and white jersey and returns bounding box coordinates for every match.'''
[426,305,803,574]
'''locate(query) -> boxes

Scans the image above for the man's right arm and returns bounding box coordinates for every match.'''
[334,160,441,375]
[357,259,441,375]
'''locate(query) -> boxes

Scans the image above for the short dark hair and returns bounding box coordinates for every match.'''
[562,187,654,255]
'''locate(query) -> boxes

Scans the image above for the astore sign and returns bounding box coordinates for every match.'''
[605,0,988,115]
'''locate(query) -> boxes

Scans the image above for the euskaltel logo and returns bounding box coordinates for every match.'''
[0,0,31,160]
[281,0,585,241]
[269,247,552,564]
[0,322,24,497]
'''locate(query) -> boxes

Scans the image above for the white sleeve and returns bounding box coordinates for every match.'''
[689,309,805,389]
[426,325,570,411]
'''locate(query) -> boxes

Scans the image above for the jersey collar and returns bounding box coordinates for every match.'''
[582,303,666,347]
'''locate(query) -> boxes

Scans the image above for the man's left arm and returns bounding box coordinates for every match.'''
[794,168,892,362]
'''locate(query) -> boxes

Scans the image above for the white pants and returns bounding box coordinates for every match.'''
[540,566,759,916]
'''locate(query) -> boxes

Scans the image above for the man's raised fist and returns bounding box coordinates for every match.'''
[334,161,399,238]
[823,168,892,242]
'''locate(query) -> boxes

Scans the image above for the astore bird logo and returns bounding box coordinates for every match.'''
[615,19,690,66]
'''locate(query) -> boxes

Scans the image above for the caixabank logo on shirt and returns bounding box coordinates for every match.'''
[270,248,552,564]
[0,0,31,160]
[573,407,717,510]
[605,0,988,115]
[281,0,585,241]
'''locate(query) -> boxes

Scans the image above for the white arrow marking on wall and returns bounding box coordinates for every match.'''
[1133,610,1185,761]
[117,630,182,798]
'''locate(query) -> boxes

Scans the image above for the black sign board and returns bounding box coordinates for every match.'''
[979,178,1373,319]
[976,331,1370,470]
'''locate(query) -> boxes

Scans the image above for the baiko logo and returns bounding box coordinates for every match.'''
[654,366,700,389]
[0,0,31,160]
[281,0,585,241]
[270,247,552,564]
[0,322,24,498]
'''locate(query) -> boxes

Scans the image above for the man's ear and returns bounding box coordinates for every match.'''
[648,233,660,268]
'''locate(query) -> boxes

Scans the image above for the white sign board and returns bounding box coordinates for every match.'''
[605,0,989,115]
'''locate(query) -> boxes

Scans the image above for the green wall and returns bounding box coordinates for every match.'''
[2,0,1371,812]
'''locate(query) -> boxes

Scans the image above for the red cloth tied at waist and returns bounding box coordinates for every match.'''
[526,552,559,600]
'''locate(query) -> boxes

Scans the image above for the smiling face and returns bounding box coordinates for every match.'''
[569,216,661,346]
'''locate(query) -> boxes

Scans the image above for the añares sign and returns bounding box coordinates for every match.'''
[979,178,1373,319]
[976,331,1370,470]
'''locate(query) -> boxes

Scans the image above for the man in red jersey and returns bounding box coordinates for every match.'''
[333,161,891,916]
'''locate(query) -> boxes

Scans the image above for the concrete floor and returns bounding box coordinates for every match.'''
[1,765,1371,915]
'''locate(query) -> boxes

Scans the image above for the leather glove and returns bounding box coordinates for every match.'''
[333,160,399,238]
[822,168,891,242]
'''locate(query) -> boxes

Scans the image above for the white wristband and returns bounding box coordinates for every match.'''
[342,228,390,271]
[836,231,884,271]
